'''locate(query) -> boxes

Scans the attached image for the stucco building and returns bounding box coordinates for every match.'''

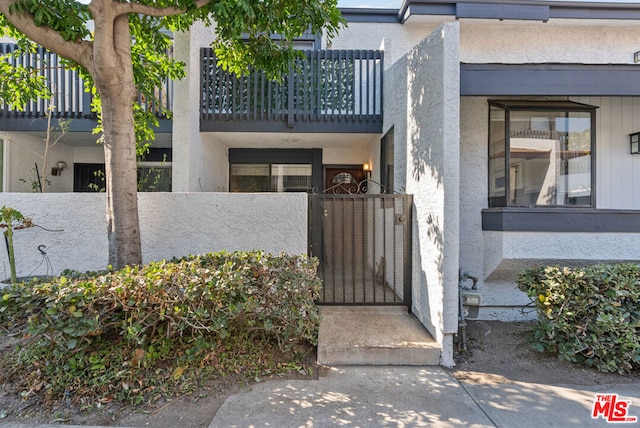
[2,0,640,365]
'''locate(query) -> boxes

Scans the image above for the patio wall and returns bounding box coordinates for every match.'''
[0,192,307,279]
[389,22,460,367]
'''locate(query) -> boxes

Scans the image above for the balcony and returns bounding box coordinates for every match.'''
[200,48,383,133]
[0,43,171,133]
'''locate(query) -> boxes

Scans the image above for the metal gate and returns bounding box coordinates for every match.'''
[309,192,412,306]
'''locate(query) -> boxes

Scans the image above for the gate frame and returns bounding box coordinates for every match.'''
[308,188,413,309]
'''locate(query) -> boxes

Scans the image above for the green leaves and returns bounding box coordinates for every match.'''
[8,0,91,41]
[518,263,640,373]
[0,251,321,406]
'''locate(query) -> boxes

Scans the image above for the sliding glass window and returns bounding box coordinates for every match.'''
[230,164,312,193]
[488,100,595,207]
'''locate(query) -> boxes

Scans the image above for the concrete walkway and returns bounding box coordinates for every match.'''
[3,366,640,427]
[209,366,640,427]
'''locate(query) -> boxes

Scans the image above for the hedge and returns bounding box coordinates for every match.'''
[517,263,640,373]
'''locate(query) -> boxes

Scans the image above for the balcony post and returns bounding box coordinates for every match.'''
[287,65,294,128]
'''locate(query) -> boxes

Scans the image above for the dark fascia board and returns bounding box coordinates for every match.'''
[456,3,549,21]
[339,8,401,23]
[200,119,382,134]
[0,116,172,133]
[400,3,455,22]
[229,148,320,164]
[461,63,640,97]
[482,208,640,233]
[394,0,640,23]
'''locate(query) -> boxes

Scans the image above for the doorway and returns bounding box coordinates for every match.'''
[324,165,366,194]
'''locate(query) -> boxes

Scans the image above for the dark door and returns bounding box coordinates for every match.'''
[324,166,365,194]
[74,163,105,192]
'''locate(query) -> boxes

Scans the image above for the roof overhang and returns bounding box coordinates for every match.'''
[341,0,640,23]
[461,63,640,96]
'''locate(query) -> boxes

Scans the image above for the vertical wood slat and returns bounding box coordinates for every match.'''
[371,50,376,122]
[200,48,206,121]
[287,63,294,127]
[315,50,322,122]
[379,51,384,122]
[60,51,67,116]
[366,50,371,123]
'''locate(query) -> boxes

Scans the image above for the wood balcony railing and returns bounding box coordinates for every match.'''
[200,48,384,133]
[0,43,172,133]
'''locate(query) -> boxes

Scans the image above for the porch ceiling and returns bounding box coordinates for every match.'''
[17,131,172,148]
[205,132,379,149]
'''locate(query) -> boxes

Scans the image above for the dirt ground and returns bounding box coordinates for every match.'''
[450,320,640,386]
[0,345,317,428]
[0,320,638,427]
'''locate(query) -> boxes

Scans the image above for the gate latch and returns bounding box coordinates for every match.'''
[395,214,406,225]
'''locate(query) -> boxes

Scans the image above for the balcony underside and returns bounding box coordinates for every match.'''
[0,114,172,134]
[200,115,382,133]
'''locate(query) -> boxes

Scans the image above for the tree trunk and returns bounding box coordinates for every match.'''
[92,13,142,269]
[100,86,142,269]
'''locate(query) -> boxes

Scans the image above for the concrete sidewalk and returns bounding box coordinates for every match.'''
[209,366,640,427]
[4,366,640,427]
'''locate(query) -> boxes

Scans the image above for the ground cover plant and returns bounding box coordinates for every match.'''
[517,263,640,373]
[0,251,321,410]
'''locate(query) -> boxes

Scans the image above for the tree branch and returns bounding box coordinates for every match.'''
[112,0,211,19]
[0,0,92,68]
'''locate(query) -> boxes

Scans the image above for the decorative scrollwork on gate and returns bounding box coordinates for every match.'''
[312,178,396,195]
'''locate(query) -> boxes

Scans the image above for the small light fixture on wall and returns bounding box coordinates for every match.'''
[363,162,371,179]
[51,161,68,176]
[630,132,640,154]
[635,51,640,64]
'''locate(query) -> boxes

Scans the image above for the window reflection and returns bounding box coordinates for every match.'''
[488,101,594,207]
[230,163,312,192]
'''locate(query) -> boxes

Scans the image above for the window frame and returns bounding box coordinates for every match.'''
[487,100,597,209]
[228,148,323,193]
[380,127,394,192]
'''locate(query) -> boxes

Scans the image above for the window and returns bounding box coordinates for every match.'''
[380,128,394,192]
[137,164,172,192]
[228,148,322,193]
[230,164,312,192]
[73,149,172,192]
[137,147,172,192]
[488,100,595,207]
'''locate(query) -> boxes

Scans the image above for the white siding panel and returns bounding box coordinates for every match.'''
[621,97,634,209]
[633,99,640,208]
[572,96,640,209]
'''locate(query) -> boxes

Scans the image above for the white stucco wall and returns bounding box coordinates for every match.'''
[402,22,460,366]
[385,58,408,194]
[459,21,640,64]
[323,146,372,166]
[484,232,640,275]
[332,19,447,68]
[2,133,76,193]
[335,17,640,68]
[0,192,307,279]
[72,146,105,165]
[173,22,219,192]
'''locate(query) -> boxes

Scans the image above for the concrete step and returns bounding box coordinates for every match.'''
[317,306,441,366]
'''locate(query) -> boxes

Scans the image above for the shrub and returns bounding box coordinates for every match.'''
[517,263,640,373]
[0,251,321,404]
